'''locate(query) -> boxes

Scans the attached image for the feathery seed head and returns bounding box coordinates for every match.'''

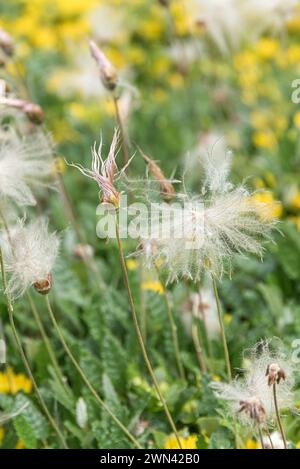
[71,129,123,208]
[138,144,277,282]
[89,40,118,91]
[212,339,295,424]
[1,218,59,299]
[0,129,54,206]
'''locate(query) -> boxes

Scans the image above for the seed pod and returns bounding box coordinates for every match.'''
[34,273,52,295]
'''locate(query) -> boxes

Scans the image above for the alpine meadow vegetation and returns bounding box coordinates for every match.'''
[0,0,300,451]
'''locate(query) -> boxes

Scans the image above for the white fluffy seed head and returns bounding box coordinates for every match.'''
[138,140,277,282]
[1,218,59,298]
[0,129,54,206]
[212,339,295,425]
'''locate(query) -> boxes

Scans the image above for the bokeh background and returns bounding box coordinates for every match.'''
[1,0,300,450]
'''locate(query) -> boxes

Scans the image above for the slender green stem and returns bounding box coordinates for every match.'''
[155,267,185,380]
[44,295,142,449]
[198,288,214,371]
[0,249,68,449]
[191,307,207,374]
[212,277,232,381]
[27,292,70,394]
[114,217,182,448]
[264,426,274,449]
[258,425,265,449]
[113,96,129,165]
[273,383,288,449]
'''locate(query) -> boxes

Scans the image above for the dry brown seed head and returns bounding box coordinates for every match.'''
[33,272,52,295]
[266,363,286,386]
[139,147,176,200]
[239,396,266,423]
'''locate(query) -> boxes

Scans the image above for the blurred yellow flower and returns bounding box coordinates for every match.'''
[0,368,32,394]
[212,374,222,382]
[288,216,300,231]
[252,192,282,220]
[52,157,66,176]
[245,438,260,449]
[256,38,279,61]
[289,191,300,210]
[141,280,164,294]
[293,111,300,129]
[164,433,198,449]
[126,259,138,271]
[15,440,25,449]
[168,73,184,89]
[224,314,232,324]
[252,130,277,150]
[0,427,4,446]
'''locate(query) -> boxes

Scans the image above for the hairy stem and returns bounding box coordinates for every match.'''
[258,425,265,449]
[115,217,182,448]
[273,383,288,449]
[191,307,207,374]
[44,295,142,449]
[0,249,68,449]
[155,267,185,380]
[212,277,232,381]
[27,291,69,394]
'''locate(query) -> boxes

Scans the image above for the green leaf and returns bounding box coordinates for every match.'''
[13,415,37,449]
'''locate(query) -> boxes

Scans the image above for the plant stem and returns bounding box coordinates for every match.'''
[27,291,69,394]
[44,295,142,449]
[258,425,265,449]
[212,277,232,381]
[114,217,182,448]
[198,288,214,371]
[191,307,207,374]
[273,383,288,449]
[155,267,185,380]
[265,426,274,449]
[113,96,129,165]
[0,249,68,449]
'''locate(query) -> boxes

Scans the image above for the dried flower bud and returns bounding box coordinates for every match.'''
[33,273,52,295]
[73,243,94,260]
[139,147,176,200]
[0,28,14,56]
[89,40,118,91]
[23,102,44,125]
[239,397,266,423]
[266,363,286,386]
[0,97,44,125]
[158,0,170,7]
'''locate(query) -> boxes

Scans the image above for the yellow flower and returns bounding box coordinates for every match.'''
[256,38,279,61]
[245,438,260,449]
[0,427,4,447]
[164,433,198,449]
[264,172,277,188]
[126,259,138,271]
[52,157,66,176]
[0,368,32,394]
[289,216,300,231]
[252,130,277,151]
[15,440,25,449]
[294,111,300,129]
[212,374,222,382]
[289,190,300,209]
[141,280,164,294]
[168,73,184,89]
[296,441,300,449]
[224,314,232,324]
[252,192,282,220]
